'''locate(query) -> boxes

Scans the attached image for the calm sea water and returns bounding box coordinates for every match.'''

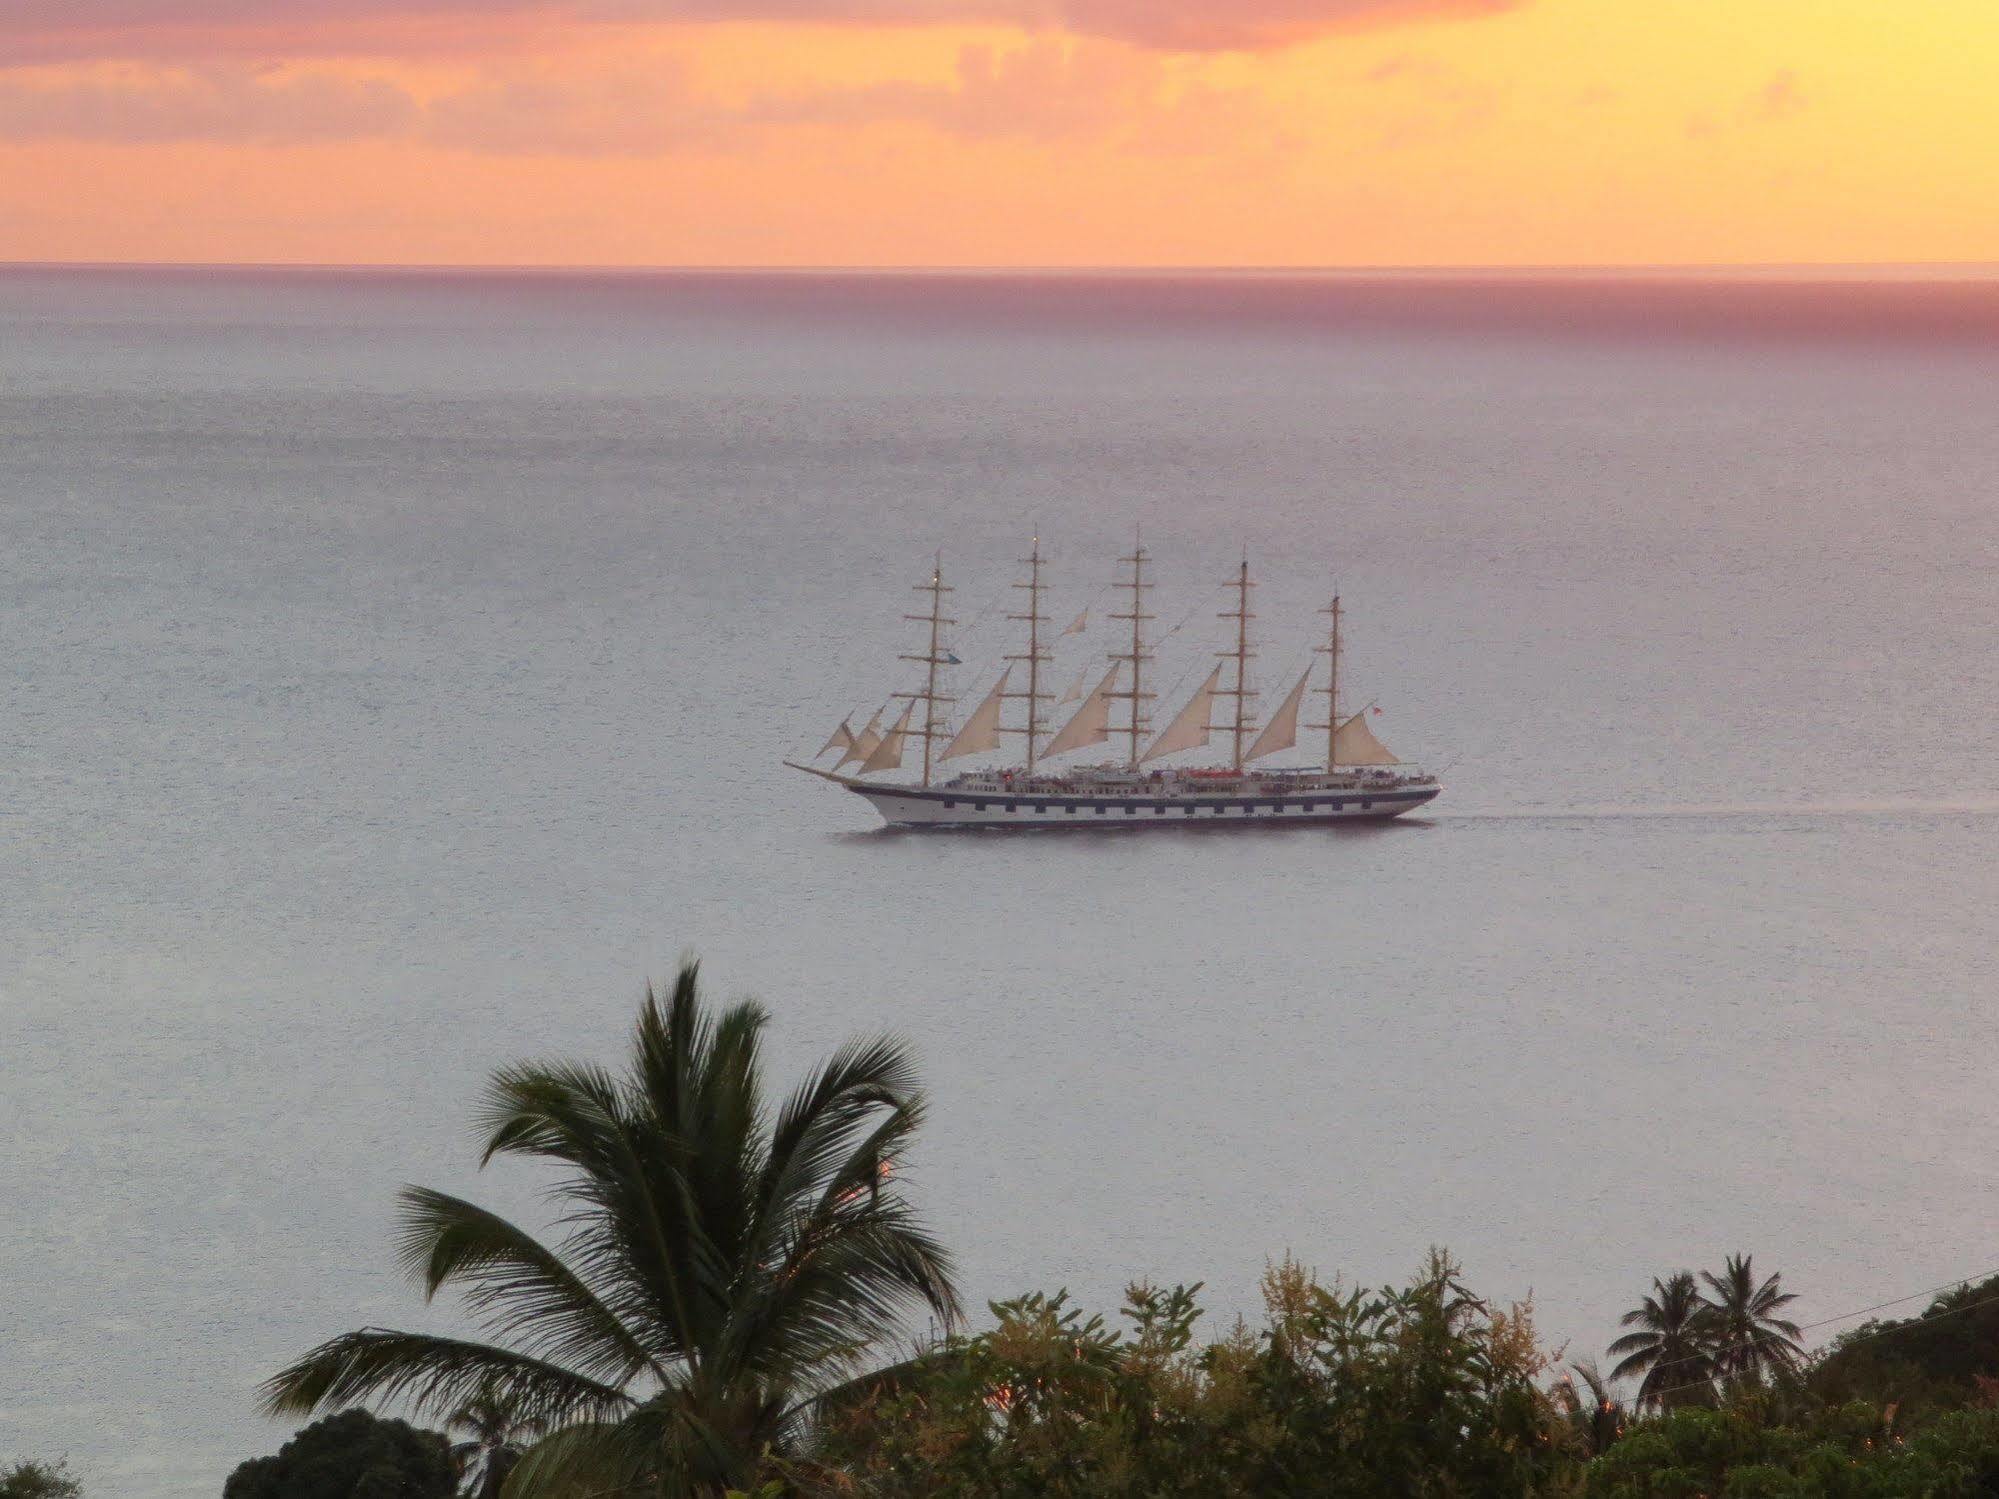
[6,268,1999,1495]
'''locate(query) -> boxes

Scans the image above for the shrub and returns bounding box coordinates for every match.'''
[0,1461,82,1499]
[222,1410,455,1499]
[815,1248,1571,1496]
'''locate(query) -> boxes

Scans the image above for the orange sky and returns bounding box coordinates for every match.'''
[2,0,1996,266]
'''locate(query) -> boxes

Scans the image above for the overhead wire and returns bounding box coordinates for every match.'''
[1597,1266,1999,1409]
[1798,1267,1999,1334]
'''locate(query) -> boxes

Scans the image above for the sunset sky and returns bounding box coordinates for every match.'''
[2,0,1996,266]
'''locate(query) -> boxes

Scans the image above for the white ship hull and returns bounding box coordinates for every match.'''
[846,780,1440,830]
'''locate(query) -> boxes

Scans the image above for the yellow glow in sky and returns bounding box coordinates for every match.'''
[2,0,1996,265]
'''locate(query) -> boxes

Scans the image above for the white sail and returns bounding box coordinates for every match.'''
[817,717,855,758]
[1043,663,1120,757]
[941,668,1009,761]
[839,709,884,769]
[1244,669,1309,763]
[1141,666,1221,763]
[858,700,917,774]
[1332,708,1399,766]
[1058,668,1086,706]
[1061,608,1088,637]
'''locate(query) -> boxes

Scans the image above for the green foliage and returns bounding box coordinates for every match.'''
[0,1460,82,1499]
[805,1250,1999,1496]
[236,952,1999,1496]
[815,1248,1570,1496]
[1552,1361,1631,1458]
[1810,1272,1999,1420]
[263,960,957,1499]
[1583,1402,1999,1498]
[1585,1407,1792,1497]
[221,1411,455,1499]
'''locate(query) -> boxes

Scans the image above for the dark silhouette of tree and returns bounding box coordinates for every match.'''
[1811,1271,1999,1418]
[0,1461,81,1499]
[1700,1253,1804,1383]
[446,1385,542,1499]
[1607,1272,1715,1409]
[222,1410,454,1499]
[264,961,958,1499]
[1552,1360,1627,1457]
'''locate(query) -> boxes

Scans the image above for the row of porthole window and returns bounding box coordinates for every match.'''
[941,799,1372,814]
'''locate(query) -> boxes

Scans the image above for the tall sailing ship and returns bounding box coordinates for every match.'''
[787,540,1441,830]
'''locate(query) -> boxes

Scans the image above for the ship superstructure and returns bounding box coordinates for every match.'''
[789,541,1441,829]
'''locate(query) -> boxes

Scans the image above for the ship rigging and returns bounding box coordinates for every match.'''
[788,540,1440,830]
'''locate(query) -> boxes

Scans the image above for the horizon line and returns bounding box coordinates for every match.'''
[8,258,1999,281]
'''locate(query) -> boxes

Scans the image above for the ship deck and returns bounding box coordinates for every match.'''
[841,771,1441,829]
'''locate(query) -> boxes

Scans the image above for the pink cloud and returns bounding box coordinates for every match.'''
[0,0,1524,62]
[0,40,1288,152]
[748,38,1138,140]
[1047,0,1516,49]
[746,37,1290,150]
[0,64,415,141]
[422,63,712,152]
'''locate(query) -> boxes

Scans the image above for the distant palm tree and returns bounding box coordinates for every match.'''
[1700,1253,1804,1384]
[446,1385,541,1499]
[1551,1360,1627,1457]
[264,961,960,1499]
[1607,1272,1715,1409]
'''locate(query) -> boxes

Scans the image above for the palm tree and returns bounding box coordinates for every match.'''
[1550,1360,1626,1457]
[264,961,960,1498]
[1607,1272,1715,1409]
[446,1384,541,1499]
[1699,1253,1804,1384]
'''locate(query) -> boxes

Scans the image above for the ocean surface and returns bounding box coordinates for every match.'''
[6,267,1999,1495]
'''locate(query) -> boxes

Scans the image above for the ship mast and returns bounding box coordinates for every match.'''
[1312,594,1342,772]
[1002,535,1052,772]
[1216,552,1257,771]
[895,553,956,787]
[1105,532,1155,769]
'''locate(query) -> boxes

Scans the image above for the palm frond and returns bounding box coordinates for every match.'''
[763,1037,922,1203]
[262,1327,634,1428]
[789,1342,969,1423]
[743,1210,959,1382]
[1605,1332,1660,1359]
[1604,1350,1655,1386]
[805,1100,924,1225]
[631,965,716,1148]
[395,1186,664,1385]
[477,1061,629,1172]
[500,1420,648,1499]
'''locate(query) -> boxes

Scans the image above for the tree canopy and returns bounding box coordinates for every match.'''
[816,1249,1568,1497]
[232,960,1999,1498]
[221,1411,455,1499]
[0,1462,82,1499]
[1812,1271,1999,1418]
